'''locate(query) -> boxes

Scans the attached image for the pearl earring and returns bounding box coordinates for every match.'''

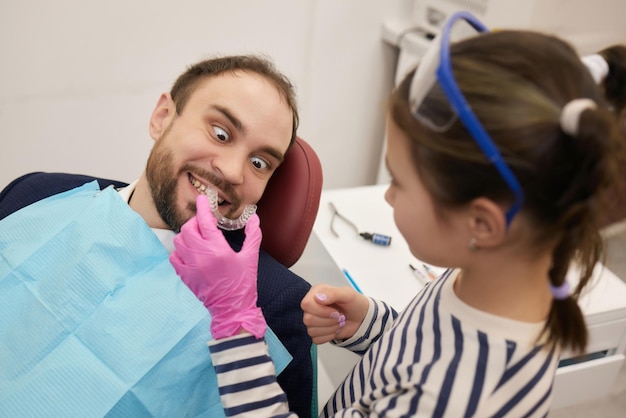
[468,237,479,251]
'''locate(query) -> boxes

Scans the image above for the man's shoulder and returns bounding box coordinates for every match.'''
[0,172,128,221]
[257,249,311,297]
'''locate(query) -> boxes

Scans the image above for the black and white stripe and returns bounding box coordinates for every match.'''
[323,269,559,417]
[209,334,295,418]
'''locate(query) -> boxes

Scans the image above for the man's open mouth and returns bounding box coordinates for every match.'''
[189,174,228,205]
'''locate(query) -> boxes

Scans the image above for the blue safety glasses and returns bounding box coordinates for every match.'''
[409,11,524,225]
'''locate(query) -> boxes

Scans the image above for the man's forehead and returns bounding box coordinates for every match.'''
[184,72,289,118]
[192,70,277,98]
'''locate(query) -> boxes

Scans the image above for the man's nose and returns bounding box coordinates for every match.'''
[213,150,246,185]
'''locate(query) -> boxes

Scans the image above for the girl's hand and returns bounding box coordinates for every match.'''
[300,284,370,344]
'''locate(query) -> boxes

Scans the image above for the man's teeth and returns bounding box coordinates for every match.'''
[191,177,225,204]
[191,178,207,192]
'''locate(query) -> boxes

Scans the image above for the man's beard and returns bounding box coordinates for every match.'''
[145,143,188,232]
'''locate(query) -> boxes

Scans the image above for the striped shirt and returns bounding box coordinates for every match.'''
[209,269,560,417]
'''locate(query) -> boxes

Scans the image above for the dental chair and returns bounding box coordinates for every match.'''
[0,136,323,417]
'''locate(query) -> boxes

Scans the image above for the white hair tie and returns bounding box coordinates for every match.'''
[560,98,597,136]
[581,54,609,84]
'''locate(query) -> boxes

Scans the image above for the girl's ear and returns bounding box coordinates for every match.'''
[466,197,507,249]
[149,93,175,141]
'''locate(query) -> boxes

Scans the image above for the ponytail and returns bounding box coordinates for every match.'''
[597,45,626,114]
[594,46,626,230]
[544,48,626,353]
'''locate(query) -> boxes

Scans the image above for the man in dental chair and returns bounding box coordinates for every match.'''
[0,55,313,417]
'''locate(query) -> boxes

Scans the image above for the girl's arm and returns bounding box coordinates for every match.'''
[301,284,398,354]
[330,297,398,355]
[208,333,298,418]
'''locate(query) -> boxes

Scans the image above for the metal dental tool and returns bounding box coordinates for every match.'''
[329,202,392,246]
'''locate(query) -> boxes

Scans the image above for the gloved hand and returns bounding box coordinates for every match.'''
[169,194,266,339]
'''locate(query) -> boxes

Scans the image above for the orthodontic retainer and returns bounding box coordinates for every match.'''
[205,187,257,231]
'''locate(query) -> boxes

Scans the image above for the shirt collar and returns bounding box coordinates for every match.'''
[117,180,176,253]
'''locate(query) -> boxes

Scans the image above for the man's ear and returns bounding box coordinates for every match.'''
[149,93,175,141]
[466,197,507,249]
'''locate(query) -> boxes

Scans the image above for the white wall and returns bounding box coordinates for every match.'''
[4,1,623,192]
[0,0,411,190]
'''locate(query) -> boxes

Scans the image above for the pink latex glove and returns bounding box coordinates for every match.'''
[169,194,266,339]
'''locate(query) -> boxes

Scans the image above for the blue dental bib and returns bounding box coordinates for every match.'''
[0,182,291,417]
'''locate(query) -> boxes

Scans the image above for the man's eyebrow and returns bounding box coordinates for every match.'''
[262,146,285,165]
[213,104,286,164]
[213,105,245,134]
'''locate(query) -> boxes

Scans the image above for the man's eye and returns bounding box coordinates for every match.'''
[213,126,229,142]
[250,156,269,170]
